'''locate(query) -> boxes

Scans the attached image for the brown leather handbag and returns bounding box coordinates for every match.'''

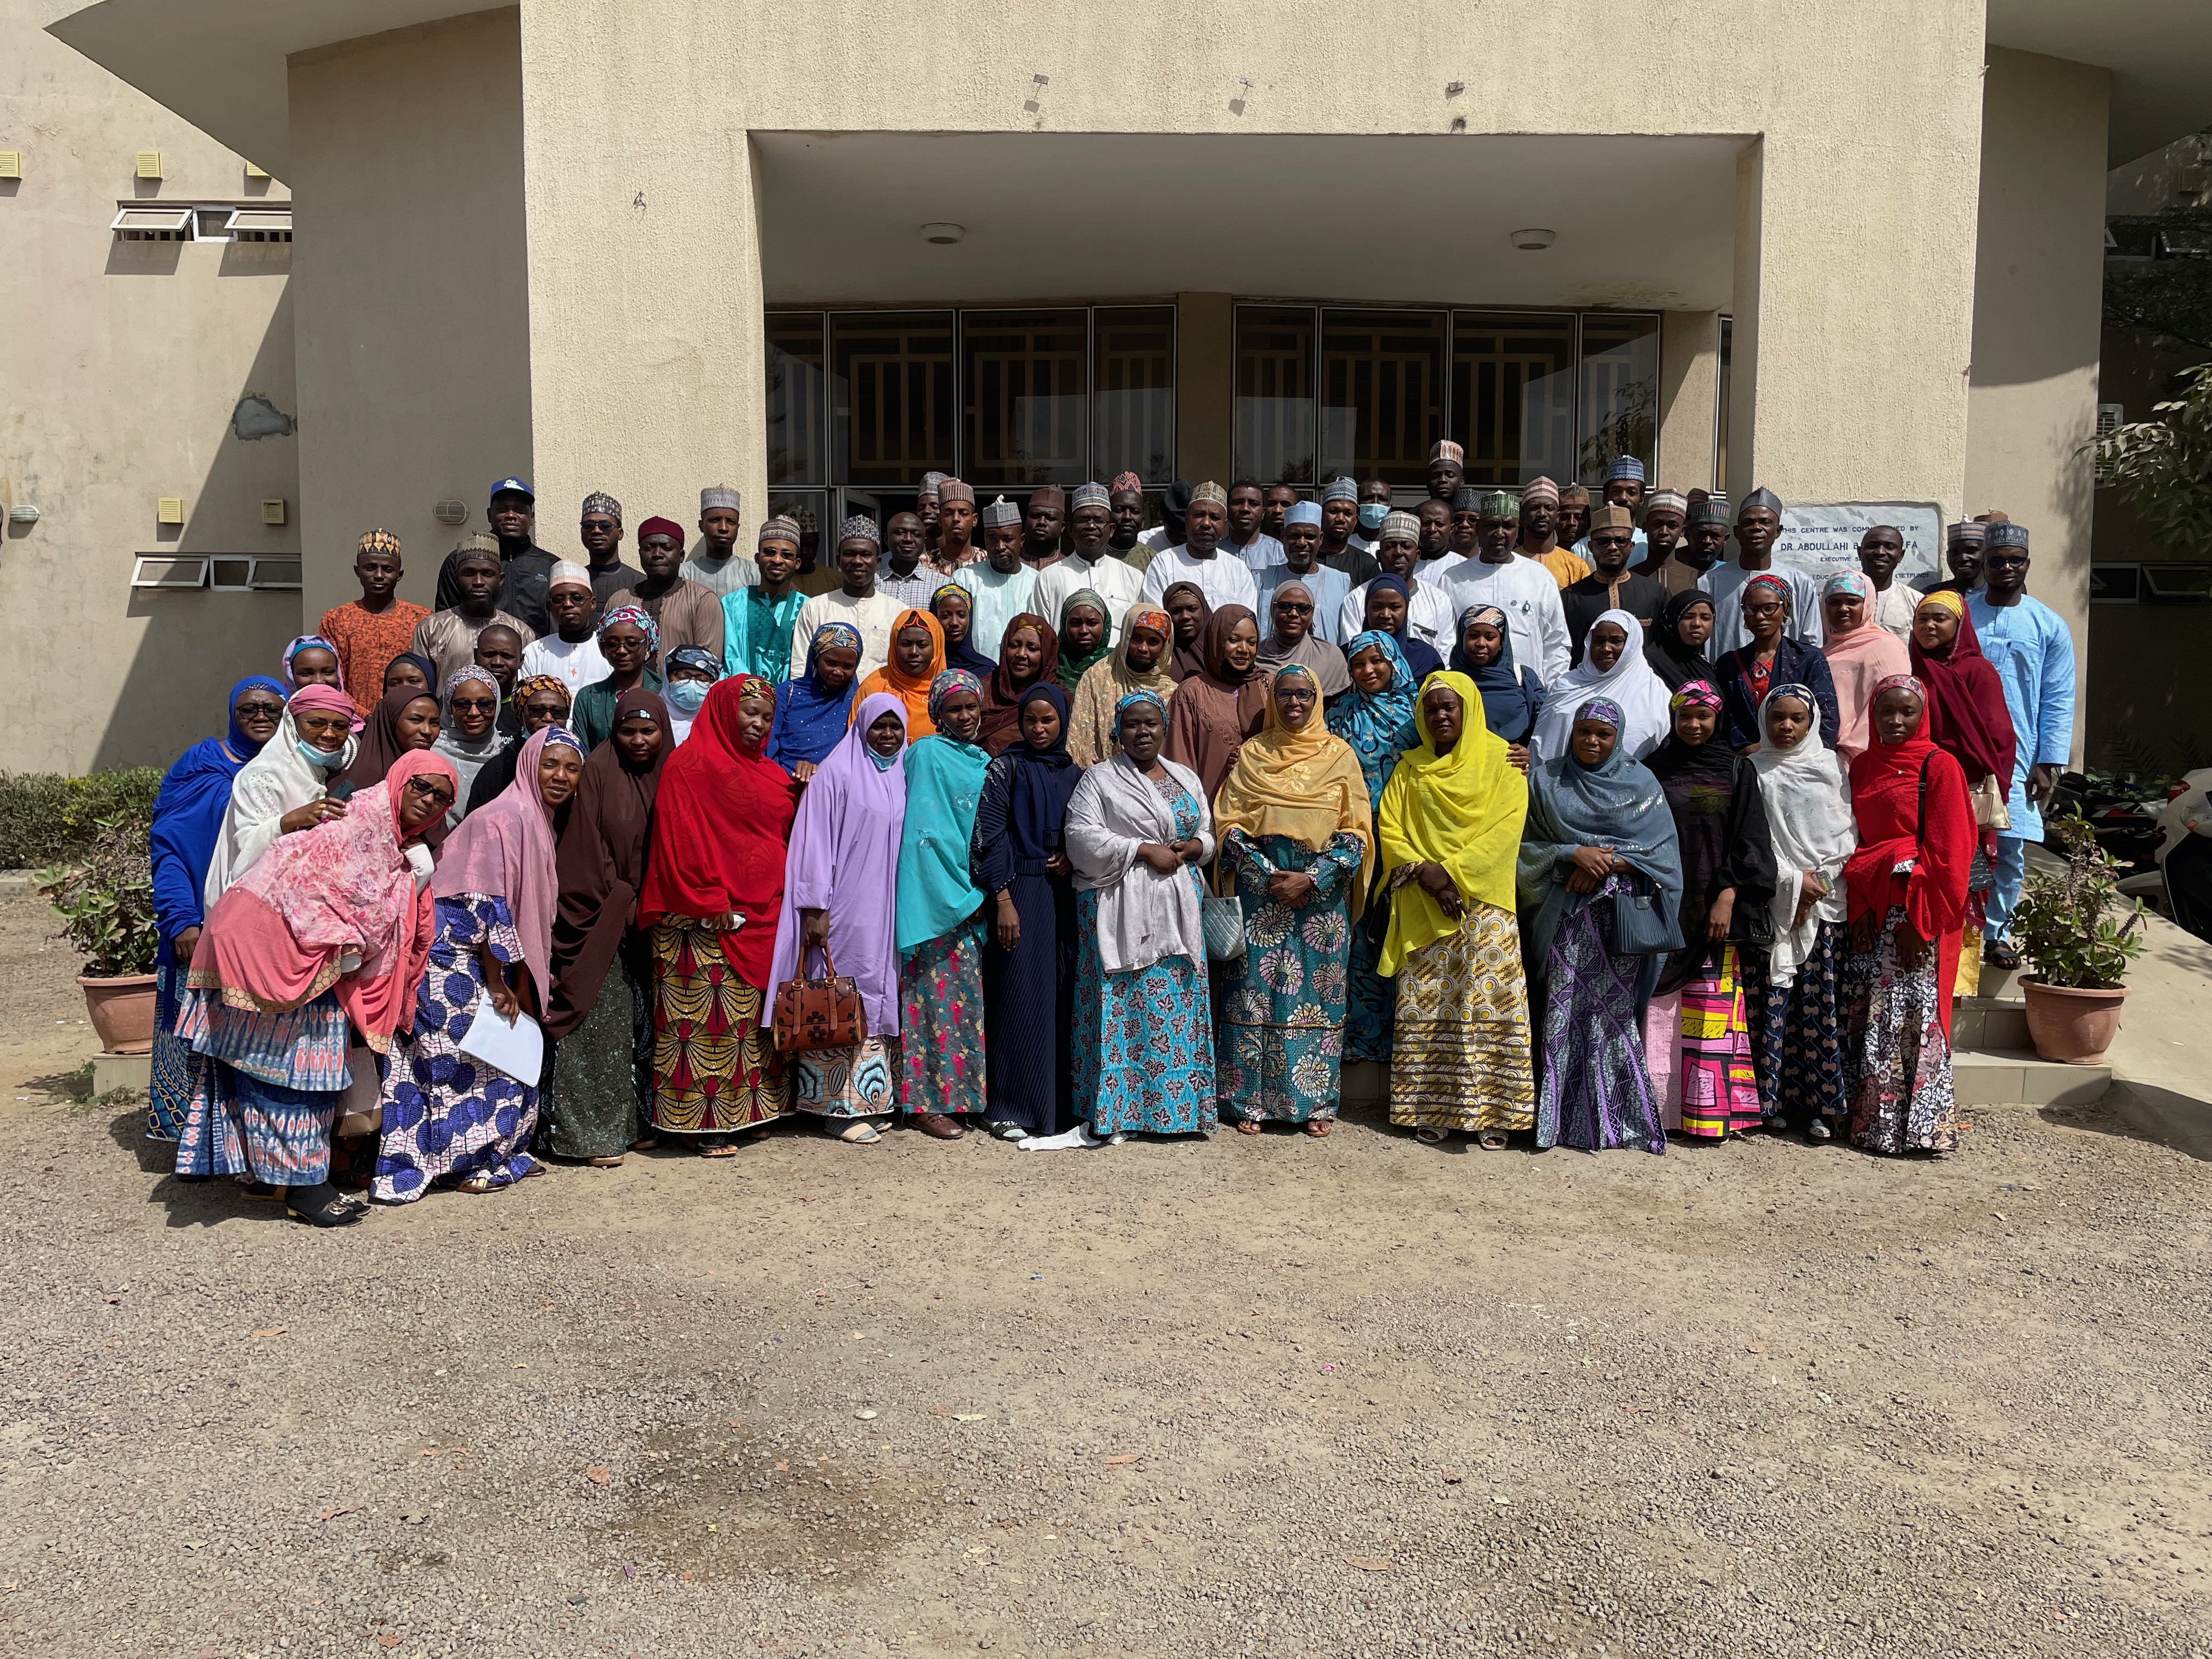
[771,943,867,1053]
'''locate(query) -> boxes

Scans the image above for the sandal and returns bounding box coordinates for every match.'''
[1303,1120,1333,1138]
[242,1180,283,1202]
[456,1176,495,1194]
[695,1138,739,1158]
[1477,1131,1510,1151]
[1415,1127,1449,1147]
[586,1155,626,1168]
[1234,1118,1263,1136]
[285,1182,363,1227]
[629,1137,659,1152]
[831,1119,883,1144]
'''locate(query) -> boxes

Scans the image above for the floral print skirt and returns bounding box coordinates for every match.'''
[1073,890,1217,1136]
[898,919,987,1117]
[1751,918,1848,1130]
[1841,907,1959,1154]
[1214,862,1353,1124]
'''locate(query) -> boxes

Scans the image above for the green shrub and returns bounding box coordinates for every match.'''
[38,812,161,977]
[0,768,163,870]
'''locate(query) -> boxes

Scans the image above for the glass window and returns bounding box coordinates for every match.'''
[963,309,1088,487]
[1234,305,1316,485]
[1717,314,1733,494]
[766,313,827,487]
[1449,311,1575,487]
[1577,313,1660,487]
[1094,306,1176,484]
[1319,309,1446,488]
[832,312,955,487]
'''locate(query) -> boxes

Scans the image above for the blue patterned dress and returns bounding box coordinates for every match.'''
[373,893,540,1200]
[1071,778,1218,1135]
[1214,828,1364,1122]
[173,988,352,1184]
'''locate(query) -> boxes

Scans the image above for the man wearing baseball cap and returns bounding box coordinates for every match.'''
[433,475,557,634]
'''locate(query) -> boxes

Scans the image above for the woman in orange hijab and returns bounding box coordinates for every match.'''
[851,609,946,741]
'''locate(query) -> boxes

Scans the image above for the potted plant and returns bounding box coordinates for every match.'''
[38,812,162,1053]
[2009,809,2146,1064]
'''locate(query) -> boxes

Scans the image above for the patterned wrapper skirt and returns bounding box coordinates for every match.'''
[541,933,652,1159]
[1841,906,1959,1154]
[649,920,788,1133]
[1751,918,1848,1128]
[1343,906,1397,1065]
[1213,842,1357,1124]
[792,1036,901,1119]
[1387,905,1534,1135]
[174,986,349,1185]
[897,919,988,1117]
[1073,890,1217,1136]
[1533,901,1664,1154]
[1676,944,1764,1139]
[148,955,192,1143]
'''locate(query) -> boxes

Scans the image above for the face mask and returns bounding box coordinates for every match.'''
[298,739,343,770]
[664,678,710,715]
[1358,503,1388,533]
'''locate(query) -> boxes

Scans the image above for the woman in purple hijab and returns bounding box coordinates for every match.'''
[767,690,910,1143]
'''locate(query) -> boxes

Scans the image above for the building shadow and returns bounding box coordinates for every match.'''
[2040,1080,2212,1162]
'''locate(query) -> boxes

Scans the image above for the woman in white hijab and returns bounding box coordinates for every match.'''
[1527,608,1671,764]
[1746,683,1857,1140]
[201,684,361,906]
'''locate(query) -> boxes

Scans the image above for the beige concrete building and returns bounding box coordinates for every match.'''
[16,0,2212,775]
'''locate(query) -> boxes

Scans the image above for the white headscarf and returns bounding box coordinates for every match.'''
[201,706,359,907]
[1528,608,1671,764]
[1748,684,1855,986]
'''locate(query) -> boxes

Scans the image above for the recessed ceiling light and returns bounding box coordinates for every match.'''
[920,222,966,245]
[1509,228,1557,251]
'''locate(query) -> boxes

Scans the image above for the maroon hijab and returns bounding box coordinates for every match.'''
[1907,596,2016,789]
[978,613,1060,757]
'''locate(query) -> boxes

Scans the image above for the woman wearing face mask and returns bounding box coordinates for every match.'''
[930,583,997,679]
[1839,676,1974,1155]
[1747,685,1857,1139]
[147,675,290,1146]
[462,675,572,814]
[640,676,798,1150]
[1054,691,1217,1148]
[1642,681,1779,1142]
[430,665,511,826]
[893,670,992,1138]
[855,610,947,740]
[1328,631,1422,1065]
[977,614,1059,757]
[1448,603,1545,763]
[373,726,583,1201]
[1519,698,1685,1154]
[769,693,912,1143]
[571,607,664,750]
[1160,581,1212,682]
[659,646,723,746]
[1376,672,1534,1148]
[1212,664,1372,1136]
[1527,609,1672,765]
[1162,604,1269,800]
[202,684,364,905]
[174,749,457,1224]
[1643,591,1718,693]
[768,622,864,782]
[968,682,1084,1142]
[1068,603,1179,766]
[281,634,346,694]
[540,690,669,1166]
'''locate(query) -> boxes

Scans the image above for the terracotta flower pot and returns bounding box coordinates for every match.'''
[2019,978,2127,1065]
[78,973,158,1054]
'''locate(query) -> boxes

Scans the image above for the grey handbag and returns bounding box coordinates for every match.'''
[1606,883,1683,956]
[1200,861,1248,964]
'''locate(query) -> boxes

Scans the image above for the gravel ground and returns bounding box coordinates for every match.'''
[1,891,2208,1659]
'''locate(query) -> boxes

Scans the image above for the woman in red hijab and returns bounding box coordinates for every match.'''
[637,675,798,1153]
[1909,587,2018,995]
[1839,674,1975,1156]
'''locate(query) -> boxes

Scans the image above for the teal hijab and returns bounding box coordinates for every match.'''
[894,669,992,952]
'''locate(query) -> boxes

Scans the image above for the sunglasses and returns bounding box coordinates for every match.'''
[234,701,285,719]
[449,696,499,714]
[1984,552,2029,568]
[1274,600,1313,614]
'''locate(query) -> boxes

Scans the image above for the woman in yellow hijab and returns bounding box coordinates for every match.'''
[1211,663,1373,1137]
[1375,669,1534,1148]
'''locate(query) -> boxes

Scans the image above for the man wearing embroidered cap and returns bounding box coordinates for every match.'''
[1036,482,1143,646]
[953,498,1044,653]
[1515,477,1593,588]
[1339,510,1457,650]
[1630,489,1692,591]
[720,517,806,684]
[520,560,611,696]
[790,514,902,678]
[320,529,431,715]
[1706,487,1823,656]
[1575,456,1652,563]
[930,478,980,573]
[1106,473,1150,563]
[1442,491,1572,685]
[1561,506,1667,662]
[682,486,757,597]
[609,516,725,665]
[575,490,645,606]
[1914,518,1987,597]
[1136,481,1260,613]
[1426,439,1466,504]
[433,475,558,633]
[1318,477,1380,585]
[413,534,538,691]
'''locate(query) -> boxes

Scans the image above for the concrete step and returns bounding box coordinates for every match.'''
[1953,1047,2110,1108]
[1954,995,2030,1053]
[91,1049,150,1097]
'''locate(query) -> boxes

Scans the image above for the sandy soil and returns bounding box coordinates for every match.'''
[0,891,2207,1659]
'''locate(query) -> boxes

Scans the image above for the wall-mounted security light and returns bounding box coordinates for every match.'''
[261,498,287,526]
[434,499,470,526]
[8,505,39,524]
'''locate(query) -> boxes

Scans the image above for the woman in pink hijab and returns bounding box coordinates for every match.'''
[373,725,584,1201]
[1820,571,1912,762]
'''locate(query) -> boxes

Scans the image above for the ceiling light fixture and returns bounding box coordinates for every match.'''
[919,222,966,245]
[1509,228,1557,251]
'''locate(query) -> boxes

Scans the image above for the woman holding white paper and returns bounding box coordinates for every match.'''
[373,725,583,1201]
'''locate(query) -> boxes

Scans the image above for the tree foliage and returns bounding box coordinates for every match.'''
[2085,361,2212,559]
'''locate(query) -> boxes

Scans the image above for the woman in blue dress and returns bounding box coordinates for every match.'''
[1325,630,1420,1063]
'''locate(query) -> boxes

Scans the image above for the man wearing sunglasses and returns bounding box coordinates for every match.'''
[1967,522,2076,970]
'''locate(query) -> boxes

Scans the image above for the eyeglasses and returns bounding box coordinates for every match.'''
[1742,601,1785,618]
[233,701,284,719]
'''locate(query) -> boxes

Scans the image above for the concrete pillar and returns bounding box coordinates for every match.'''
[1966,47,2111,765]
[1725,145,1763,498]
[1657,310,1720,494]
[1176,292,1234,484]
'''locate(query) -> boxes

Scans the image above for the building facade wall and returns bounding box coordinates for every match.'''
[1965,46,2112,767]
[289,7,535,623]
[2,0,299,774]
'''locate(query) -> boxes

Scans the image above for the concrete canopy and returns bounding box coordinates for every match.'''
[755,132,1741,311]
[1988,0,2212,164]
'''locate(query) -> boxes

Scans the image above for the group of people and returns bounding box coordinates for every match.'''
[141,448,2078,1223]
